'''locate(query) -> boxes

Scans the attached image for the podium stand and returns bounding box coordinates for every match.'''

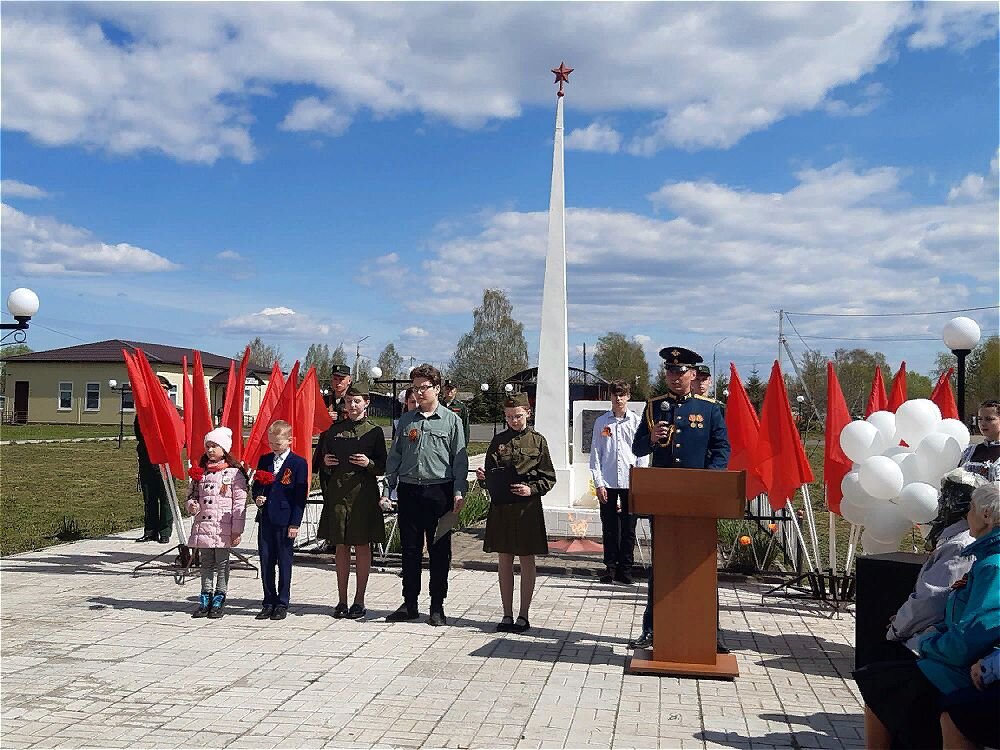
[626,467,746,679]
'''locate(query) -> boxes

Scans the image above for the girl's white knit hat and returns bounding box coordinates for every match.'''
[204,427,233,453]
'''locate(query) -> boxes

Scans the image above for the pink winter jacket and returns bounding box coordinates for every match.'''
[186,466,248,548]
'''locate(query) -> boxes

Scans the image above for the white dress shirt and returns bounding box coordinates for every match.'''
[589,409,648,490]
[272,448,291,476]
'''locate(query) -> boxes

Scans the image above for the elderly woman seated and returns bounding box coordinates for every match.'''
[855,481,1000,750]
[881,470,987,660]
[939,647,1000,750]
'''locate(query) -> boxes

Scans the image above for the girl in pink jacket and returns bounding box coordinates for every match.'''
[187,427,248,619]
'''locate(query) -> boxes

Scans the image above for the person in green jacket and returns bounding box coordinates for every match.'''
[442,380,471,447]
[314,383,387,620]
[477,392,556,634]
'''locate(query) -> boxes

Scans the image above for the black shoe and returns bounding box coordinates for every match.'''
[386,604,420,622]
[333,602,349,619]
[614,569,634,585]
[599,568,614,584]
[717,642,730,654]
[346,603,366,620]
[158,533,170,544]
[192,591,212,618]
[496,616,515,632]
[136,534,158,543]
[628,632,653,649]
[509,616,530,634]
[207,592,226,619]
[427,610,447,627]
[270,606,287,621]
[255,606,274,620]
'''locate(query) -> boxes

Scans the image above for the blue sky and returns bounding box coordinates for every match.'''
[2,2,998,381]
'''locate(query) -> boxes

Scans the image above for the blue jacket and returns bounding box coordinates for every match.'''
[917,527,1000,694]
[632,392,730,470]
[251,452,308,528]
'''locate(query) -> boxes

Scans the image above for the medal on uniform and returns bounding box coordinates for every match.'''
[408,428,419,442]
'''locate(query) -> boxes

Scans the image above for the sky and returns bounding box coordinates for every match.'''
[2,1,998,383]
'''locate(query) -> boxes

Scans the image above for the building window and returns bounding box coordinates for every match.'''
[244,386,251,413]
[58,382,73,410]
[168,385,178,405]
[85,383,101,411]
[122,389,135,411]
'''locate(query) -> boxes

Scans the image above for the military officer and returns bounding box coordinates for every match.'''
[628,346,730,651]
[442,380,471,447]
[327,364,352,421]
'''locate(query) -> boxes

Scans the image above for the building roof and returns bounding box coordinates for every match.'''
[506,366,608,385]
[3,339,270,373]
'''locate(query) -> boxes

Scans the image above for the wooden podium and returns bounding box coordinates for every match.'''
[626,467,746,679]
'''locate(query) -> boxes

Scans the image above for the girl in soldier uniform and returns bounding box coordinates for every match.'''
[315,384,387,619]
[476,393,557,633]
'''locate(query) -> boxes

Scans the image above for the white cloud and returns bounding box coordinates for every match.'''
[2,3,994,161]
[633,334,652,346]
[402,326,429,339]
[360,252,404,288]
[948,152,1000,203]
[279,96,352,136]
[566,122,621,153]
[1,180,49,199]
[219,306,335,338]
[0,203,180,276]
[823,82,886,118]
[216,249,245,261]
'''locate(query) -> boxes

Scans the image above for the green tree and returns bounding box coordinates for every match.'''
[376,343,403,381]
[745,366,766,411]
[0,344,32,396]
[448,289,528,399]
[593,332,651,401]
[331,344,347,367]
[243,337,283,370]
[908,372,934,400]
[302,343,332,384]
[830,348,891,416]
[966,335,999,417]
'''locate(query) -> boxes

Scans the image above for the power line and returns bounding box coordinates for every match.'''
[799,329,998,342]
[785,305,998,318]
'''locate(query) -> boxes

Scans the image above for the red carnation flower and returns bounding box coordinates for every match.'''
[255,470,276,485]
[188,466,205,482]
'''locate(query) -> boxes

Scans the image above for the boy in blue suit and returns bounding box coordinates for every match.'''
[251,420,308,621]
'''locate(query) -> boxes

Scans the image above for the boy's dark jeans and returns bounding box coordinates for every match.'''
[397,481,454,610]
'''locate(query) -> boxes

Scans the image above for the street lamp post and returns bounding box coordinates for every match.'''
[1,288,40,344]
[108,379,131,449]
[942,317,981,424]
[480,383,493,436]
[711,337,727,400]
[796,394,806,435]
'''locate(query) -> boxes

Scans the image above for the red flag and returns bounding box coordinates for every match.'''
[123,349,165,464]
[757,361,815,510]
[189,351,214,458]
[270,361,299,433]
[725,364,768,500]
[865,366,888,417]
[243,362,286,468]
[134,349,185,480]
[931,368,959,420]
[887,361,907,413]
[182,356,194,465]
[220,360,237,423]
[222,347,250,460]
[294,367,332,479]
[824,362,853,514]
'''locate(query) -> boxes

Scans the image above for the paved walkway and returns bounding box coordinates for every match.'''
[1,529,863,749]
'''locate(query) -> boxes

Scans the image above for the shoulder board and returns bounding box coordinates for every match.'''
[649,394,670,403]
[693,394,718,403]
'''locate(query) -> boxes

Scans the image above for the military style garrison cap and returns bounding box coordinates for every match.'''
[504,392,530,409]
[331,364,351,377]
[658,346,703,369]
[695,364,711,376]
[345,382,369,397]
[444,379,457,389]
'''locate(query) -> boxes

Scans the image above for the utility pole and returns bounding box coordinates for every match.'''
[354,335,370,380]
[777,309,784,370]
[582,342,587,385]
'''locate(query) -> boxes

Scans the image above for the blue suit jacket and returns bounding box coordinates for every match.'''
[632,392,730,469]
[251,452,308,527]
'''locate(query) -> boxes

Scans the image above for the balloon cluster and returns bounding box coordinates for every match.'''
[838,399,970,555]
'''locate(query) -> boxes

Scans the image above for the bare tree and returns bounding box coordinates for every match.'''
[243,337,283,369]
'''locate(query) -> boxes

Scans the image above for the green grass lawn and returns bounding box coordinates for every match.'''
[1,424,125,441]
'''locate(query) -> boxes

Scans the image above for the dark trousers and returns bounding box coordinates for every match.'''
[397,481,454,610]
[599,488,636,571]
[139,462,172,537]
[258,519,294,607]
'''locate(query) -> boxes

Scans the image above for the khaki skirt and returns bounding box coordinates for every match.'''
[317,482,386,547]
[483,497,548,556]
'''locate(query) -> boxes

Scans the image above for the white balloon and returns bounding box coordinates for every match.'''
[915,433,963,485]
[840,496,869,526]
[859,455,905,500]
[889,451,914,467]
[936,419,971,451]
[897,452,929,486]
[895,399,942,447]
[840,421,888,464]
[861,532,900,555]
[842,471,878,509]
[865,503,912,544]
[898,482,940,524]
[867,411,897,447]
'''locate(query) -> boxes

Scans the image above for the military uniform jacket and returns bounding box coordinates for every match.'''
[443,398,471,446]
[485,427,558,498]
[312,418,387,505]
[632,392,730,470]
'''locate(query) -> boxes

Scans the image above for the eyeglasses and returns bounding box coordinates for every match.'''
[412,384,437,394]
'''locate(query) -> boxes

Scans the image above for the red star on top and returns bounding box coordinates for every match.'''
[551,61,573,97]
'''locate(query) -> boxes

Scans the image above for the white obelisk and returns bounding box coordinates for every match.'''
[535,63,574,512]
